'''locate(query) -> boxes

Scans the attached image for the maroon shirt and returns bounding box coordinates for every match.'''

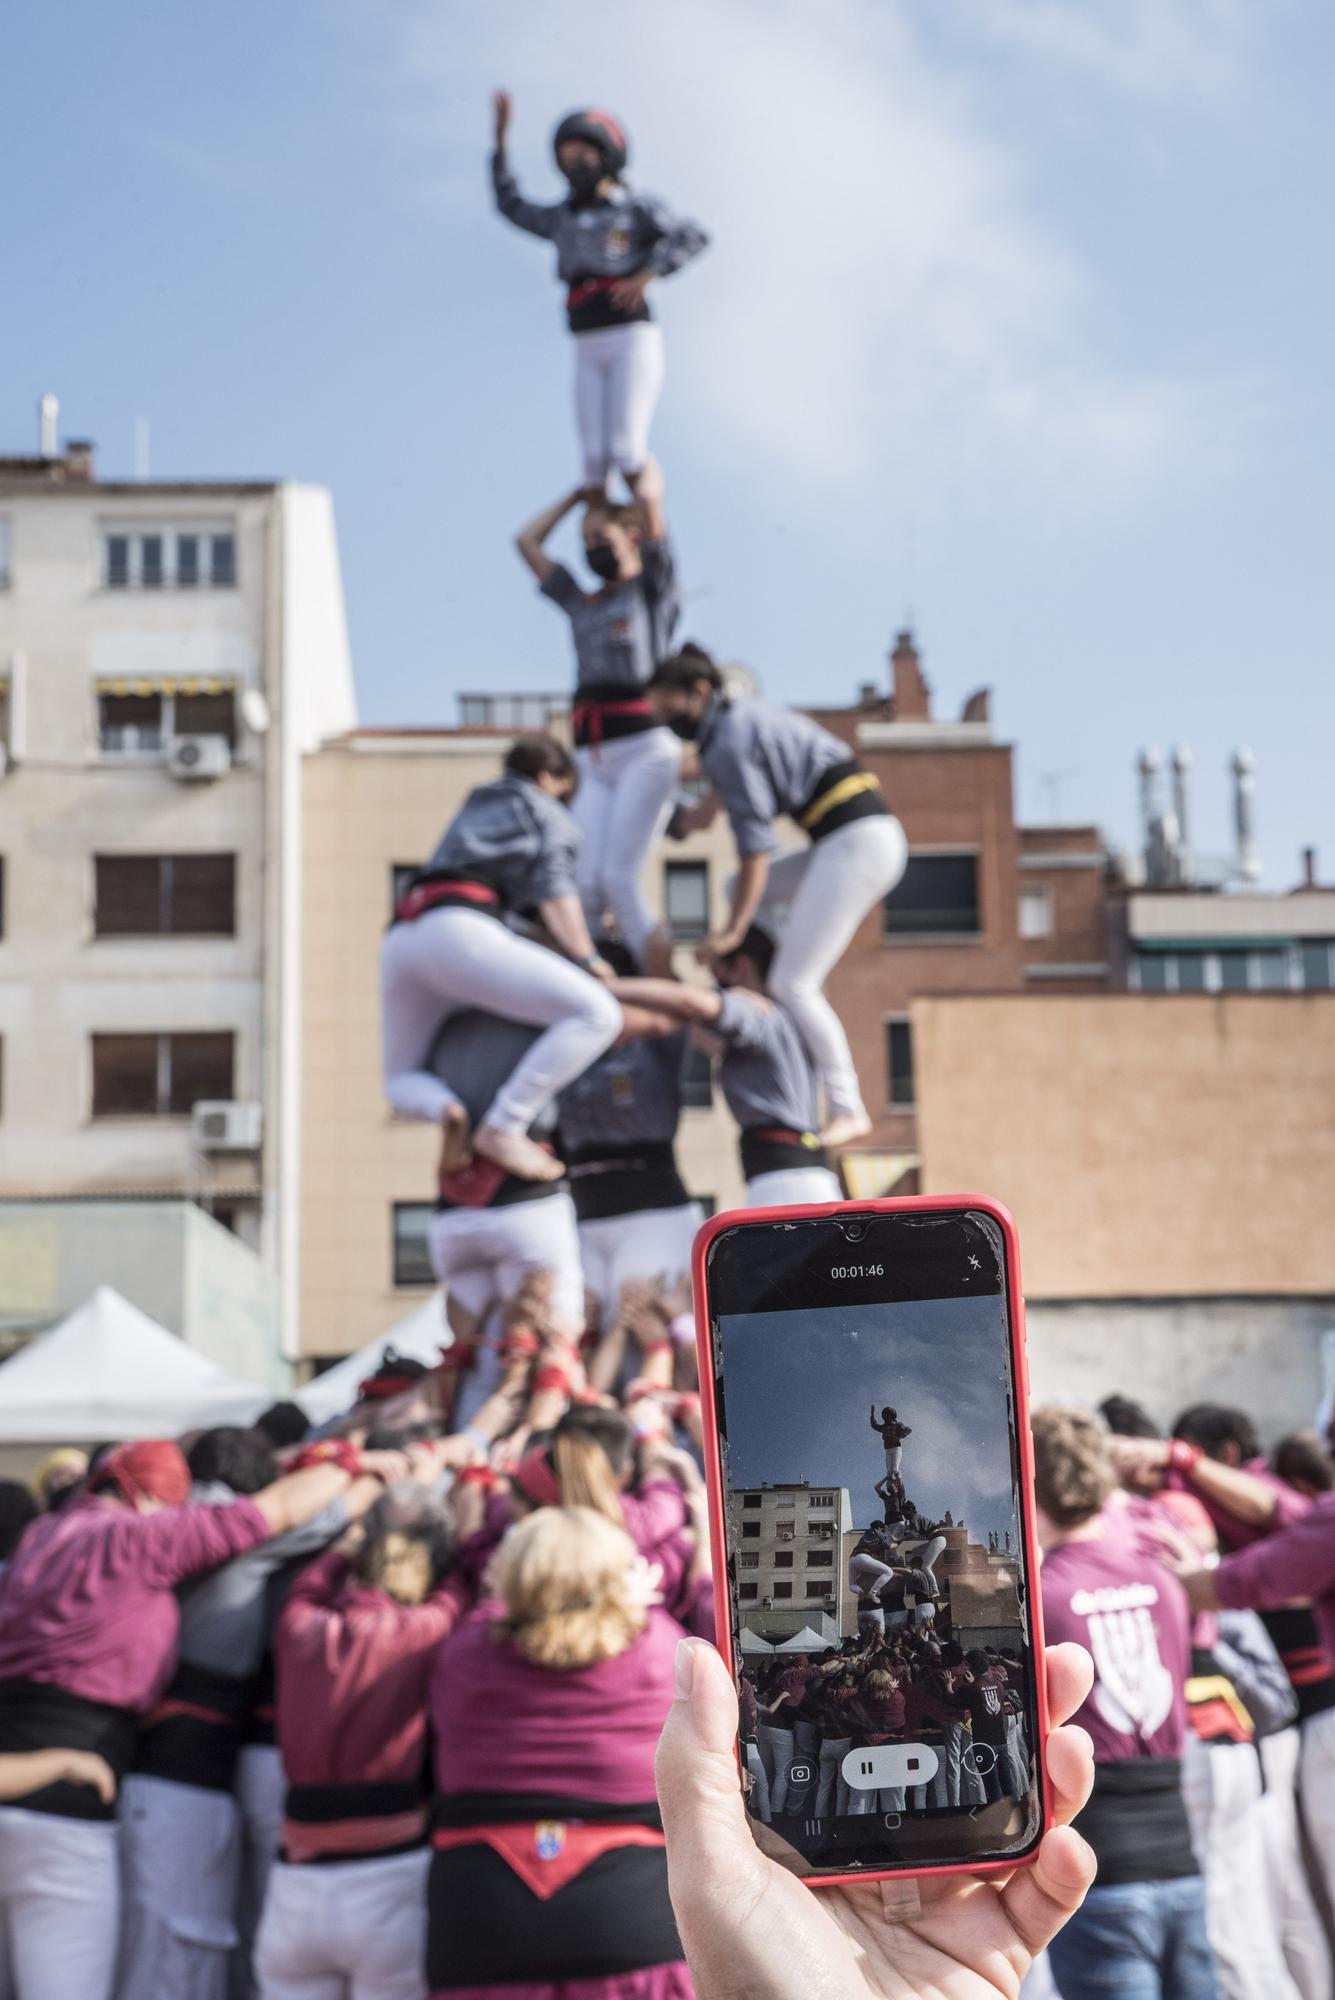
[0,1494,267,1712]
[432,1603,681,1805]
[275,1553,470,1790]
[1041,1520,1191,1764]
[1215,1492,1335,1680]
[1168,1457,1311,1554]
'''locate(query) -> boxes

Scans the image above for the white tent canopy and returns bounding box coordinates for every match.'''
[296,1294,450,1424]
[739,1627,775,1654]
[0,1287,271,1443]
[774,1625,829,1653]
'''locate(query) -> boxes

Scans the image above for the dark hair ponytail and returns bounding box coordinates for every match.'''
[505,736,577,788]
[648,643,724,695]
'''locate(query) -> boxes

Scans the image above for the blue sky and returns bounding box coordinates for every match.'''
[719,1295,1018,1539]
[4,0,1332,879]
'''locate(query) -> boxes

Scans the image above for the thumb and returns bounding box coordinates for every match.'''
[655,1639,769,1899]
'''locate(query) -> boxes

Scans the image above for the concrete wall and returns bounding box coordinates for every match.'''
[914,993,1335,1298]
[0,1198,281,1384]
[1026,1296,1332,1448]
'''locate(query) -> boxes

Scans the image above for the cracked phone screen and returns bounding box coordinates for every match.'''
[704,1208,1042,1878]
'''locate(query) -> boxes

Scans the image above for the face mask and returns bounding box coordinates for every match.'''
[562,159,603,199]
[586,544,621,581]
[666,711,700,741]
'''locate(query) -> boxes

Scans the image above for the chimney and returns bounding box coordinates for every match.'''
[64,440,96,483]
[1231,747,1261,883]
[1302,846,1317,889]
[857,681,879,709]
[1171,745,1193,884]
[38,393,59,460]
[889,630,931,722]
[961,688,991,724]
[1137,746,1163,855]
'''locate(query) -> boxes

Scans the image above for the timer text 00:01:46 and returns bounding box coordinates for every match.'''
[830,1264,885,1280]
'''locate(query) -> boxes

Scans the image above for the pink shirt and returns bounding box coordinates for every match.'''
[1215,1492,1335,1679]
[431,1603,681,1804]
[0,1494,268,1711]
[276,1553,469,1789]
[1041,1521,1191,1765]
[1168,1457,1311,1554]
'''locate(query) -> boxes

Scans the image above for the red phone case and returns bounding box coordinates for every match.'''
[690,1190,1053,1888]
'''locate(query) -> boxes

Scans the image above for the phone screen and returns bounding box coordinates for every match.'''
[702,1205,1043,1879]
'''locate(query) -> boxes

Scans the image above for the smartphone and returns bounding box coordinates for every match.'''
[693,1193,1049,1885]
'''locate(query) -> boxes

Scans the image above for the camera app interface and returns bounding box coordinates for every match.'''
[711,1224,1040,1876]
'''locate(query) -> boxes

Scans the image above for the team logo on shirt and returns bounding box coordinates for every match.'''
[1072,1583,1174,1738]
[606,228,632,256]
[535,1821,567,1861]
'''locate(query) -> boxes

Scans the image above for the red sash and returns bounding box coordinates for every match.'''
[432,1820,664,1900]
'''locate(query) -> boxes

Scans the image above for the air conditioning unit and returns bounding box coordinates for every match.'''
[166,734,231,782]
[192,1101,263,1153]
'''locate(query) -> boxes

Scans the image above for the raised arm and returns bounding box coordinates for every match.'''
[538,893,611,977]
[635,454,668,544]
[608,976,723,1030]
[515,487,585,586]
[699,853,770,966]
[490,90,562,242]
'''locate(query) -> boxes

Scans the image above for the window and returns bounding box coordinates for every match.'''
[742,1521,761,1540]
[1254,950,1290,991]
[98,687,237,755]
[774,1494,795,1508]
[392,1203,435,1287]
[94,856,236,937]
[1018,885,1053,940]
[102,528,237,590]
[743,1494,762,1509]
[1301,942,1334,990]
[1175,953,1208,992]
[884,853,980,937]
[772,1583,793,1600]
[809,1492,834,1507]
[0,518,10,588]
[808,1521,837,1541]
[886,1018,914,1108]
[664,860,710,941]
[1217,950,1250,993]
[739,1552,760,1569]
[807,1549,834,1567]
[808,1581,834,1600]
[457,693,566,730]
[682,1045,713,1109]
[739,1583,759,1602]
[773,1551,794,1569]
[91,1031,234,1117]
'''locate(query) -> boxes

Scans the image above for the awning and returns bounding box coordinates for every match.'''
[95,676,236,697]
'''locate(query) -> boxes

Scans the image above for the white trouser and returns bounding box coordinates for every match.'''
[883,1445,903,1480]
[118,1773,240,2000]
[572,731,682,957]
[0,1806,119,2000]
[578,1202,703,1322]
[380,908,621,1132]
[1259,1727,1333,2000]
[234,1745,286,2000]
[1018,1954,1060,2000]
[744,1167,842,1210]
[430,1190,585,1353]
[757,815,908,1120]
[848,1552,897,1602]
[1300,1708,1335,1928]
[254,1849,430,2000]
[573,322,665,489]
[1182,1733,1302,2000]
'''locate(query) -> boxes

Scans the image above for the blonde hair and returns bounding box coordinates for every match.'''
[1031,1406,1116,1528]
[552,1430,626,1525]
[492,1507,647,1671]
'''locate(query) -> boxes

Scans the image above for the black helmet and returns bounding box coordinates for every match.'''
[552,108,628,179]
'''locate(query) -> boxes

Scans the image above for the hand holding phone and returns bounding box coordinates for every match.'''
[692,1195,1050,1885]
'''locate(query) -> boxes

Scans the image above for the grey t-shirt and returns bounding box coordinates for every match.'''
[557,1031,688,1153]
[430,1008,556,1140]
[698,696,852,857]
[713,989,820,1133]
[422,773,579,910]
[541,542,679,696]
[491,155,709,293]
[177,1485,349,1679]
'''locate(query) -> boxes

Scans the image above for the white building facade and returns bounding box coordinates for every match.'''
[0,437,356,1371]
[732,1482,854,1644]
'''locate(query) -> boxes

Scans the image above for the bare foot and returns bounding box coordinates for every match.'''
[821,1110,873,1151]
[438,1103,472,1178]
[472,1125,563,1183]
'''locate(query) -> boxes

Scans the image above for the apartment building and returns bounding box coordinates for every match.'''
[731,1482,854,1645]
[0,424,355,1374]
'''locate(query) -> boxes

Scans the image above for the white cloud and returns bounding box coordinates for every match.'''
[357,0,1240,517]
[958,0,1261,104]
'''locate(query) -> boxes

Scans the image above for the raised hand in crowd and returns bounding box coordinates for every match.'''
[656,1638,1097,2000]
[491,87,512,150]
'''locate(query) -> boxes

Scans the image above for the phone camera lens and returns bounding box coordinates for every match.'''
[843,1221,867,1243]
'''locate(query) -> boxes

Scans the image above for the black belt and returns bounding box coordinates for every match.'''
[565,1141,690,1222]
[740,1126,830,1181]
[0,1679,137,1820]
[1074,1758,1198,1886]
[133,1660,254,1793]
[795,757,889,842]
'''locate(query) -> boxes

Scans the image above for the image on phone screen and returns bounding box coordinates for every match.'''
[702,1205,1042,1879]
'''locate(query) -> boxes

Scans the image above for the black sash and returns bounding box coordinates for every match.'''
[0,1679,137,1820]
[565,1141,690,1223]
